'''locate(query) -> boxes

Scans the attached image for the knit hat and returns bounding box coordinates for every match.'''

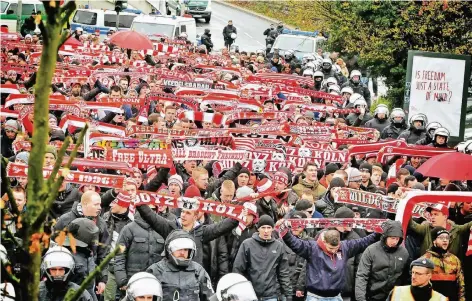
[238,167,250,177]
[346,168,362,182]
[131,167,143,178]
[235,186,254,199]
[124,177,138,187]
[273,171,289,186]
[431,226,449,241]
[277,167,293,185]
[184,185,201,198]
[45,145,57,159]
[146,166,157,180]
[168,174,183,190]
[4,119,19,132]
[113,192,132,208]
[403,165,416,175]
[48,113,57,123]
[413,171,427,183]
[411,183,425,191]
[334,206,355,218]
[257,214,275,228]
[256,178,274,193]
[15,151,30,164]
[325,163,339,176]
[291,210,308,219]
[359,162,372,174]
[78,184,100,193]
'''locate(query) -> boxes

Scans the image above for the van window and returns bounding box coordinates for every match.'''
[6,3,17,14]
[73,10,97,25]
[132,22,174,38]
[36,3,44,13]
[0,1,9,13]
[181,25,186,33]
[174,27,179,37]
[104,14,136,28]
[22,4,35,15]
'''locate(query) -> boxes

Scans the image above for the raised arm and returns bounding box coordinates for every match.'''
[282,230,313,260]
[136,204,176,238]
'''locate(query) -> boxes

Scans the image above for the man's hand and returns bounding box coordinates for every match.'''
[296,291,304,297]
[119,286,127,291]
[96,282,106,294]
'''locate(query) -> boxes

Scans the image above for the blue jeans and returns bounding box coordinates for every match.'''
[306,294,343,301]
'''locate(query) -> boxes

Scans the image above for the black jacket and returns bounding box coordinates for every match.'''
[381,123,408,140]
[255,198,278,222]
[284,231,311,294]
[398,128,427,144]
[136,204,238,273]
[364,117,390,133]
[222,25,237,40]
[201,215,229,288]
[50,185,81,219]
[355,220,409,301]
[52,202,110,283]
[1,130,15,158]
[201,33,213,52]
[341,81,372,108]
[39,281,92,301]
[114,212,166,287]
[225,225,257,271]
[232,233,292,299]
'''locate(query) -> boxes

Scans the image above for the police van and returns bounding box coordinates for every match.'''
[271,29,326,60]
[70,8,139,35]
[131,14,197,44]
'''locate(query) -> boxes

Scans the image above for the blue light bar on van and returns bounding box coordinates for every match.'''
[281,28,319,37]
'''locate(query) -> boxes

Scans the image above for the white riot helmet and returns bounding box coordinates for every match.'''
[350,69,362,84]
[230,33,237,40]
[284,49,295,60]
[41,246,75,285]
[126,272,163,301]
[426,122,442,139]
[328,84,341,94]
[409,113,428,131]
[179,32,188,40]
[374,104,389,118]
[165,230,196,267]
[223,72,233,81]
[457,140,472,154]
[302,54,314,65]
[324,77,338,87]
[340,86,354,96]
[216,273,257,301]
[302,69,314,78]
[313,70,324,83]
[256,49,265,56]
[304,61,316,71]
[390,108,405,124]
[433,127,450,144]
[349,93,365,105]
[321,58,332,71]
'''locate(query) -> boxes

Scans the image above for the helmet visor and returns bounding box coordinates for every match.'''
[168,237,196,253]
[223,282,258,301]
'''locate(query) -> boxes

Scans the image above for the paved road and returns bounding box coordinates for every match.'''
[194,2,270,53]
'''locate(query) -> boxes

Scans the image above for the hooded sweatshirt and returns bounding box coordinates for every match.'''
[355,220,410,301]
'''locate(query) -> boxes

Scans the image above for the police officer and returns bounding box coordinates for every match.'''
[201,29,214,53]
[146,230,214,301]
[210,273,258,301]
[39,246,92,301]
[121,272,163,301]
[386,258,447,301]
[223,20,237,48]
[342,70,372,108]
[398,114,428,144]
[381,108,408,139]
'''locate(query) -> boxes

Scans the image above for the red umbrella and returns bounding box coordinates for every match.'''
[63,36,83,47]
[416,152,472,180]
[109,30,153,50]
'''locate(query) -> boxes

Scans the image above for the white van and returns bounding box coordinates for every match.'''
[131,14,196,44]
[70,9,139,35]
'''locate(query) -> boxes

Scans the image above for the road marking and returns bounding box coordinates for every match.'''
[244,32,253,39]
[256,40,265,47]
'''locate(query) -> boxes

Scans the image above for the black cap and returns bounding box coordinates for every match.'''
[290,210,308,219]
[334,206,355,218]
[64,218,99,248]
[325,163,339,176]
[431,226,449,241]
[295,199,313,211]
[257,215,275,228]
[359,162,372,174]
[413,171,427,183]
[410,258,435,270]
[387,183,400,195]
[329,177,346,189]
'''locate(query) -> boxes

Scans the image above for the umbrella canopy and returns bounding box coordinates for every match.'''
[109,30,153,50]
[416,152,472,180]
[62,36,83,47]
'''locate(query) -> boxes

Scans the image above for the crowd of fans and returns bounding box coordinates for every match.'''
[1,22,472,301]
